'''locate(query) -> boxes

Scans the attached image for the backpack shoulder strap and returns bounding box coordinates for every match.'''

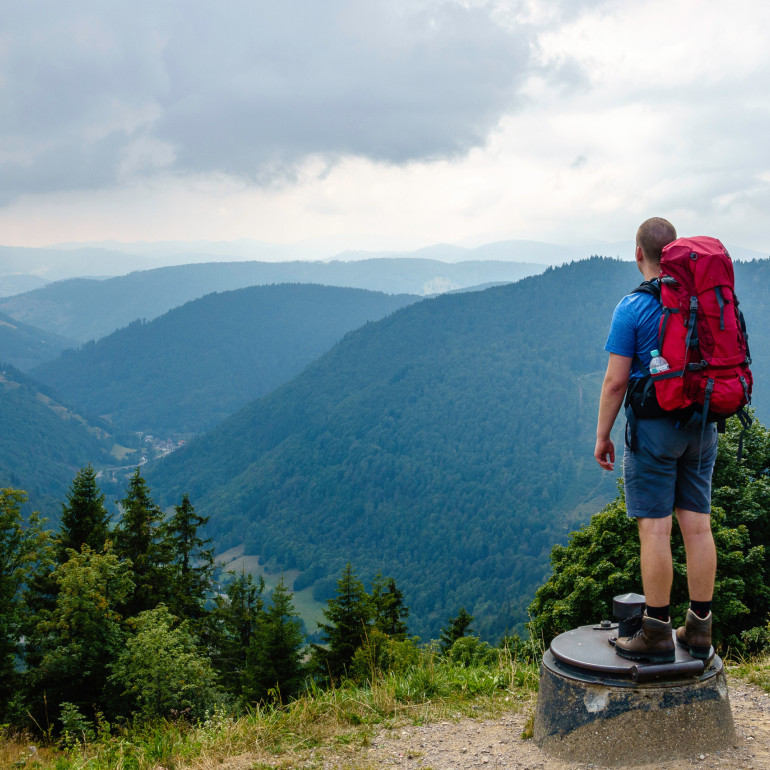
[631,279,661,302]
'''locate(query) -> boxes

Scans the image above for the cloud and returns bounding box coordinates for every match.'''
[0,0,554,201]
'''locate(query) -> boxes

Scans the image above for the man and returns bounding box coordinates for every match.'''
[594,217,717,663]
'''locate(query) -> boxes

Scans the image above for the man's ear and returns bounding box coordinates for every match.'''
[635,245,644,266]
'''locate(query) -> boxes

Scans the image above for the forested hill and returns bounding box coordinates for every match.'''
[0,364,137,515]
[148,256,770,641]
[0,309,75,371]
[145,258,621,640]
[32,284,420,436]
[0,259,543,343]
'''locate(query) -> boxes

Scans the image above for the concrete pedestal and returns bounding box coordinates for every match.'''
[533,624,736,766]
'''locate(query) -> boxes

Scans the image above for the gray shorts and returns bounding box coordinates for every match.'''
[623,417,718,519]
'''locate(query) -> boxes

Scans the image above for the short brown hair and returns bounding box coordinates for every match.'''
[636,217,677,265]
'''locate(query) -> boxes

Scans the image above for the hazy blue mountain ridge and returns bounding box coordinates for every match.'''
[0,274,49,297]
[0,259,545,343]
[32,284,421,436]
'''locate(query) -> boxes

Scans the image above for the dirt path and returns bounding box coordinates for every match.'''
[342,680,770,769]
[207,679,769,769]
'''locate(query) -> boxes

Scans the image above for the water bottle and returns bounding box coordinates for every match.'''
[649,349,669,375]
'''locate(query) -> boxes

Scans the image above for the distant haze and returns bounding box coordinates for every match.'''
[1,237,767,286]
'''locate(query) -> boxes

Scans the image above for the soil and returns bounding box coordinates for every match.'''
[309,680,770,769]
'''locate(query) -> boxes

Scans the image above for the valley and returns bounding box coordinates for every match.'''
[2,253,768,641]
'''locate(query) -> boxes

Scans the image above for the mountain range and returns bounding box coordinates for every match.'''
[32,284,419,436]
[0,259,544,343]
[4,254,768,641]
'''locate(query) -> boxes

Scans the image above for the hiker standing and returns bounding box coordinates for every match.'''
[594,217,727,662]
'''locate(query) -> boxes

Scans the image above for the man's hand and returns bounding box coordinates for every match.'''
[594,437,615,471]
[594,353,632,472]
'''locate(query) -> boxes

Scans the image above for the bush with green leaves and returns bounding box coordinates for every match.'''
[350,629,421,683]
[528,416,770,655]
[110,605,223,721]
[29,545,133,725]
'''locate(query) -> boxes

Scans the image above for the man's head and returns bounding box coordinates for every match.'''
[636,217,677,268]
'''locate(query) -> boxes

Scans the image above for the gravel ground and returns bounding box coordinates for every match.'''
[356,680,770,770]
[207,678,770,769]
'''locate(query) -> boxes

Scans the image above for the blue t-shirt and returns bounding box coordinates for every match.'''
[605,290,661,380]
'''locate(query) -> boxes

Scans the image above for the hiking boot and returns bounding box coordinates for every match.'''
[615,614,675,663]
[676,609,713,660]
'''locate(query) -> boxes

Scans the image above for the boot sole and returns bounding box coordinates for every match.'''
[615,647,675,664]
[676,636,711,660]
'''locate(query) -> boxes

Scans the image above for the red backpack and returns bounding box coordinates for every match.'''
[652,236,752,425]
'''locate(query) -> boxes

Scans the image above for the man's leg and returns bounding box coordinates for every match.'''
[615,514,676,662]
[675,508,715,659]
[638,515,673,609]
[675,509,716,601]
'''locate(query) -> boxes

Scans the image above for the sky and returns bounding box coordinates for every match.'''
[1,0,769,254]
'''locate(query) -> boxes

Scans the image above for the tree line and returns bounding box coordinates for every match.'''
[2,467,479,736]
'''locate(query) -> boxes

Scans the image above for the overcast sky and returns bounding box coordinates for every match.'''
[1,0,768,254]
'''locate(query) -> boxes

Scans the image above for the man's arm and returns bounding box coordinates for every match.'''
[594,353,633,471]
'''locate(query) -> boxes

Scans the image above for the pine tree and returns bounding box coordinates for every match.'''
[25,466,112,631]
[211,570,266,695]
[312,563,372,682]
[113,469,167,617]
[163,494,215,628]
[244,576,305,702]
[370,572,409,640]
[439,607,474,653]
[58,465,111,560]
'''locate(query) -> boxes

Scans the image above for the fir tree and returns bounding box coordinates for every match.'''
[211,570,266,695]
[113,469,167,616]
[58,465,111,560]
[370,572,409,640]
[0,489,52,721]
[312,563,372,682]
[163,494,215,628]
[439,607,474,653]
[244,577,305,702]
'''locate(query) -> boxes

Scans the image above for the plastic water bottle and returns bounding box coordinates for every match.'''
[649,349,670,375]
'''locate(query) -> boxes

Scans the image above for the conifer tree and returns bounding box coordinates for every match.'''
[58,465,111,559]
[25,466,111,631]
[370,572,409,640]
[163,494,215,627]
[113,469,167,616]
[211,570,266,695]
[0,489,51,720]
[313,563,372,681]
[439,607,474,653]
[244,577,305,702]
[27,546,133,726]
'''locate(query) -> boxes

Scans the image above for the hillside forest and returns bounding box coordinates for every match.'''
[1,256,769,644]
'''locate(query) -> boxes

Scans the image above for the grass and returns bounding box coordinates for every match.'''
[0,648,538,770]
[729,652,770,693]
